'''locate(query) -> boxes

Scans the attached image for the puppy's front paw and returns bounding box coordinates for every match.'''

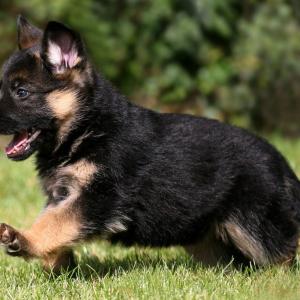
[0,223,23,256]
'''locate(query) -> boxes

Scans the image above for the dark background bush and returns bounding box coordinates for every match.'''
[1,0,300,135]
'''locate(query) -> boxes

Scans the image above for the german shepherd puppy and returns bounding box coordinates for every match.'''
[0,16,299,272]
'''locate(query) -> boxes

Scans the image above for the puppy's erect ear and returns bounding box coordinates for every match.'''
[17,15,43,50]
[42,21,85,74]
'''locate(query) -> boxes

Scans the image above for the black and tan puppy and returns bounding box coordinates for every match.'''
[0,16,299,272]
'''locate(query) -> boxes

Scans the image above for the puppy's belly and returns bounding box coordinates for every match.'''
[108,218,212,248]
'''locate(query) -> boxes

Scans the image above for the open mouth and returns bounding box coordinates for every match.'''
[5,128,41,159]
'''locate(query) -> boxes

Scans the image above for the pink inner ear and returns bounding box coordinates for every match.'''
[48,41,80,73]
[62,46,78,69]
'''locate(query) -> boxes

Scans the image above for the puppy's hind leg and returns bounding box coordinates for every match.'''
[184,227,235,267]
[219,212,299,267]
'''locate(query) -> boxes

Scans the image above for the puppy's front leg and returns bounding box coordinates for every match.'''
[42,249,76,273]
[0,201,82,271]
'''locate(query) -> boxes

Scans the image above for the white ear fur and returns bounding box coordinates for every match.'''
[47,41,81,74]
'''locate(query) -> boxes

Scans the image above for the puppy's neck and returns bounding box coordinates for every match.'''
[36,71,133,172]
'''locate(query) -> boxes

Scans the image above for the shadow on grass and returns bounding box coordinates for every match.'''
[47,247,300,280]
[58,248,255,281]
[76,254,198,280]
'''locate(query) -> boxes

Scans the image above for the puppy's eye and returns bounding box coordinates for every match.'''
[16,88,29,98]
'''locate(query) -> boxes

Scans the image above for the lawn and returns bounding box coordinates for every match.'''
[0,136,300,299]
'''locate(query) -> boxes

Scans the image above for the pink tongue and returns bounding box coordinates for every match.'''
[5,131,28,155]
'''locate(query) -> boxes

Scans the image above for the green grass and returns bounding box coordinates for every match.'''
[0,136,300,299]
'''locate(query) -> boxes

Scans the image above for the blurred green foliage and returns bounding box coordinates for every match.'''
[1,0,300,134]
